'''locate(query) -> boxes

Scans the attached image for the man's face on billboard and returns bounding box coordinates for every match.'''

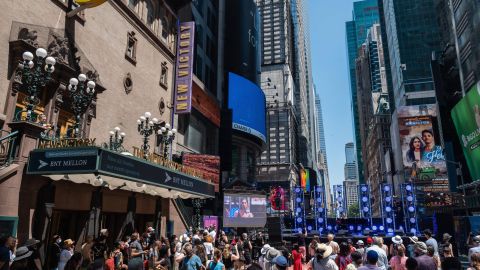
[422,131,433,145]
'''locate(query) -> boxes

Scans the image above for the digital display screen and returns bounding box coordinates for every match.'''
[223,193,267,227]
[228,72,266,142]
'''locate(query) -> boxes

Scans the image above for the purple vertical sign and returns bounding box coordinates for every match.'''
[174,22,195,114]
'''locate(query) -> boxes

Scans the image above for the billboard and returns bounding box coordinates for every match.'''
[225,0,260,83]
[452,81,480,182]
[397,105,451,207]
[228,72,266,142]
[182,154,220,192]
[174,22,195,114]
[223,193,267,227]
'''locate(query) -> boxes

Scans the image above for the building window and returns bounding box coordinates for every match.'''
[159,62,168,89]
[125,31,137,64]
[161,17,169,42]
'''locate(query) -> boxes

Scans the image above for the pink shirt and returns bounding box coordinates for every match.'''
[389,255,407,270]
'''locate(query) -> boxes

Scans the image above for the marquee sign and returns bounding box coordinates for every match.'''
[174,21,195,114]
[27,147,215,198]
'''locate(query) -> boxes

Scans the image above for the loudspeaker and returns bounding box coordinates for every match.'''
[395,229,405,236]
[337,230,349,236]
[267,217,283,243]
[363,229,371,236]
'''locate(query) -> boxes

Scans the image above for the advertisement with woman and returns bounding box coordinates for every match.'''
[398,105,451,207]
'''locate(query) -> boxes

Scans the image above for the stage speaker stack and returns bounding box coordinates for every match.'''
[401,182,419,235]
[267,216,283,243]
[314,186,327,234]
[381,183,395,235]
[293,186,305,233]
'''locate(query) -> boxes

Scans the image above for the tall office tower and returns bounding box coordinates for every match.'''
[382,0,442,191]
[255,0,299,187]
[315,88,332,213]
[346,0,380,184]
[344,142,358,181]
[356,24,392,216]
[256,0,318,189]
[431,0,480,191]
[343,179,359,213]
[291,0,316,169]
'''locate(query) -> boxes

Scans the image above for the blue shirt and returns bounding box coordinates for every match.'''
[182,254,203,270]
[208,261,224,270]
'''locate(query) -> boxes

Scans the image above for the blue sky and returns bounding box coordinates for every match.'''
[308,0,356,187]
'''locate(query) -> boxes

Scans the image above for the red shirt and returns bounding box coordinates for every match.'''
[105,258,115,270]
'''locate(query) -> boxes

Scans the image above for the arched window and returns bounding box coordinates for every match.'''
[161,17,169,41]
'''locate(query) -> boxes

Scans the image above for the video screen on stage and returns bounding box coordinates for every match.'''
[223,193,267,227]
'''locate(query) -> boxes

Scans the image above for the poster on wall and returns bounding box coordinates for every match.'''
[397,105,451,207]
[451,81,480,183]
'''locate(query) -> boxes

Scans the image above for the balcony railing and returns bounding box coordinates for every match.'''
[0,130,19,168]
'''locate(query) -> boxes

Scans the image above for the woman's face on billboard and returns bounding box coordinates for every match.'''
[241,200,248,209]
[413,138,421,149]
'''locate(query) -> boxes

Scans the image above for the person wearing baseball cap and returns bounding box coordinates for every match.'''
[272,255,288,270]
[356,240,365,256]
[364,237,388,270]
[358,250,381,270]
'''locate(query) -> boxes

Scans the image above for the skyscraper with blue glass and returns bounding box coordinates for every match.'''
[346,0,380,184]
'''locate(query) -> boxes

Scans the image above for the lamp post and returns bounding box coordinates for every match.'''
[137,112,159,159]
[157,123,176,158]
[16,48,56,122]
[107,127,126,152]
[68,74,96,138]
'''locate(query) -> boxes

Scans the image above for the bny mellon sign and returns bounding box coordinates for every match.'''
[27,147,215,198]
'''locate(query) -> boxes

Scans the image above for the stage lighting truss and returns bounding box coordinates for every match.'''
[293,185,305,232]
[401,183,419,235]
[334,185,345,219]
[381,183,395,235]
[314,185,327,233]
[358,184,372,228]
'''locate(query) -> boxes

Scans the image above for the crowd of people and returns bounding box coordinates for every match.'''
[1,227,480,270]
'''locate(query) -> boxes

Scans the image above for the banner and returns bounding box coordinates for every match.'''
[451,81,480,183]
[174,22,195,114]
[269,186,288,211]
[397,105,450,207]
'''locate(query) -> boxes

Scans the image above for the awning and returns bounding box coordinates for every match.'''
[26,147,215,199]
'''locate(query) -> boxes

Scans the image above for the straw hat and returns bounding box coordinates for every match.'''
[443,233,452,241]
[392,235,403,245]
[24,238,40,247]
[261,244,271,255]
[315,243,333,259]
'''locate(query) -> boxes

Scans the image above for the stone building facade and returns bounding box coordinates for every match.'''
[0,0,216,258]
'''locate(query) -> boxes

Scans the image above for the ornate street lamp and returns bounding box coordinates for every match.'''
[157,123,176,158]
[68,74,96,138]
[106,127,126,152]
[16,48,56,122]
[137,112,160,159]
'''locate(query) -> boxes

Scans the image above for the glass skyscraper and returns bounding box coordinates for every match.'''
[345,0,380,184]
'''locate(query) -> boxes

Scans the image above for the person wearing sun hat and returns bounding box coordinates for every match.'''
[24,238,41,270]
[440,233,454,259]
[58,239,74,270]
[9,246,33,270]
[306,244,338,270]
[389,235,404,257]
[407,236,418,258]
[414,241,436,270]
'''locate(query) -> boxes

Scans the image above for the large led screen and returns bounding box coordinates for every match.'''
[223,193,267,227]
[228,72,266,142]
[452,81,480,182]
[397,105,451,207]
